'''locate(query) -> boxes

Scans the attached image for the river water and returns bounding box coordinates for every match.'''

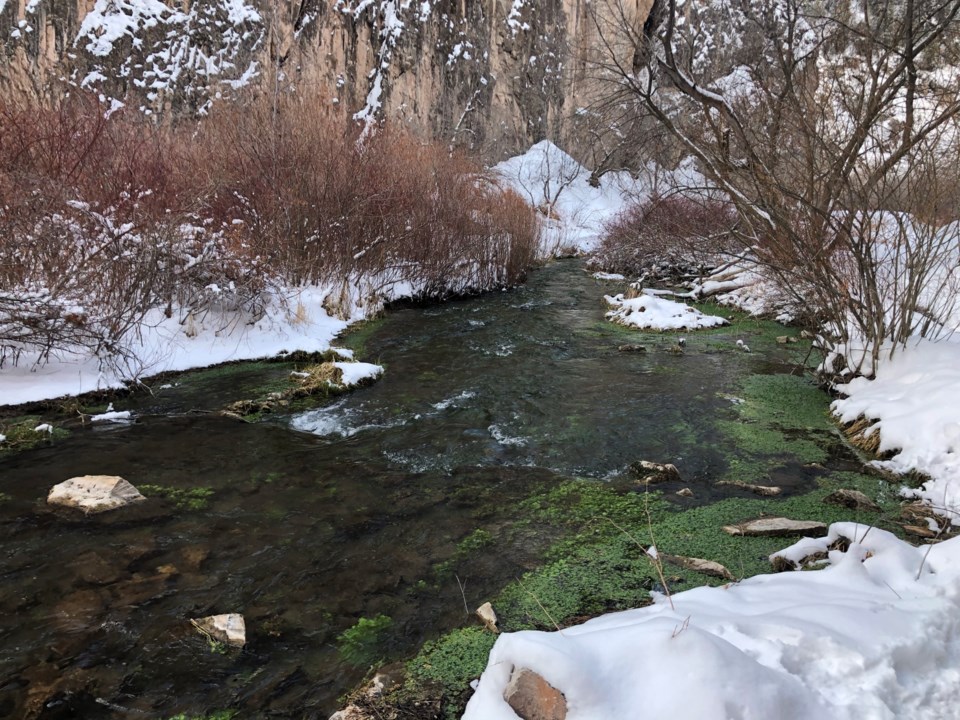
[0,261,806,718]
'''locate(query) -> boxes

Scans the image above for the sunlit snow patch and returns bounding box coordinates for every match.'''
[605,293,728,331]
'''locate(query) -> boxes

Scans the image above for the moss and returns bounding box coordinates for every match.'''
[405,627,496,704]
[337,614,393,667]
[0,492,10,503]
[166,713,236,720]
[735,374,831,431]
[139,484,215,511]
[340,317,385,356]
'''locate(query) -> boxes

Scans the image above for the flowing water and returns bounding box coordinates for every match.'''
[0,261,813,719]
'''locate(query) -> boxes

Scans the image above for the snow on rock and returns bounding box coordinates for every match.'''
[47,475,145,514]
[334,361,383,387]
[605,293,728,331]
[90,409,133,424]
[464,522,960,720]
[832,338,960,520]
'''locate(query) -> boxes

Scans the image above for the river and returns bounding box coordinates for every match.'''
[0,260,816,718]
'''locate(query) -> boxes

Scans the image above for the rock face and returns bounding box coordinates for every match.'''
[47,475,145,514]
[504,667,567,720]
[191,613,246,647]
[0,0,655,157]
[723,517,828,537]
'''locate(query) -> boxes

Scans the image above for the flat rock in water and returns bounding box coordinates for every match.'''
[676,488,694,498]
[504,668,567,720]
[191,613,246,647]
[47,475,145,514]
[664,554,735,581]
[823,489,881,512]
[723,517,827,537]
[618,344,647,353]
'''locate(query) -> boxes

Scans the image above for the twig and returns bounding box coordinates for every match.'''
[455,574,469,616]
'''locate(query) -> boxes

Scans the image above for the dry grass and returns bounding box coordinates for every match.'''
[843,416,884,455]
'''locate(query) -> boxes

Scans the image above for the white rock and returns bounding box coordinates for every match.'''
[191,613,246,647]
[47,475,146,514]
[476,601,499,633]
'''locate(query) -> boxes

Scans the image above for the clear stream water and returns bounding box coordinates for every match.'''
[0,261,817,719]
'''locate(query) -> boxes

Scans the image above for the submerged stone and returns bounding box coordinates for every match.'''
[717,480,782,496]
[191,613,246,647]
[630,460,682,485]
[47,475,145,514]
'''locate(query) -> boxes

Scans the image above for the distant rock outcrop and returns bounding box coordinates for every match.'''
[0,0,655,157]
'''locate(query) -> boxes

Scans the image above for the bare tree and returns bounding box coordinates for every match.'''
[590,0,960,375]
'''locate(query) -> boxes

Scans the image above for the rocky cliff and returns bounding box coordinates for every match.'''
[0,0,653,157]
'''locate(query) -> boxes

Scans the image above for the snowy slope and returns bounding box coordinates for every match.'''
[464,523,960,720]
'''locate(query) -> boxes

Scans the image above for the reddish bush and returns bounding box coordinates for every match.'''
[590,193,740,278]
[0,91,539,365]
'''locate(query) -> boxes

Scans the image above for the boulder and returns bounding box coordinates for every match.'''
[191,613,246,647]
[47,475,145,514]
[476,602,499,634]
[675,488,694,498]
[630,460,682,485]
[823,489,881,512]
[504,668,567,720]
[663,554,735,581]
[717,480,782,496]
[723,517,828,537]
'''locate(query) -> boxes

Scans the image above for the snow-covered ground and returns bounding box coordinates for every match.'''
[464,522,960,719]
[833,339,960,521]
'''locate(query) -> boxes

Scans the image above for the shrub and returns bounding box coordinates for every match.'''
[0,91,539,370]
[590,193,740,278]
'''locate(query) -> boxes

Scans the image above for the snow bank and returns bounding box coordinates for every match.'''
[605,292,728,331]
[833,338,960,519]
[0,287,353,407]
[464,522,960,720]
[491,141,649,254]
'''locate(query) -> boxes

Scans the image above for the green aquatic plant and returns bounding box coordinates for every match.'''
[337,614,393,667]
[139,484,215,511]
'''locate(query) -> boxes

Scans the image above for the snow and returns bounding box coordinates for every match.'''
[333,361,382,386]
[464,522,960,720]
[605,292,728,331]
[89,410,133,424]
[0,287,358,407]
[833,338,960,520]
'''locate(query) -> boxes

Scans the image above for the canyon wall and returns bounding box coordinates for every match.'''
[0,0,653,158]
